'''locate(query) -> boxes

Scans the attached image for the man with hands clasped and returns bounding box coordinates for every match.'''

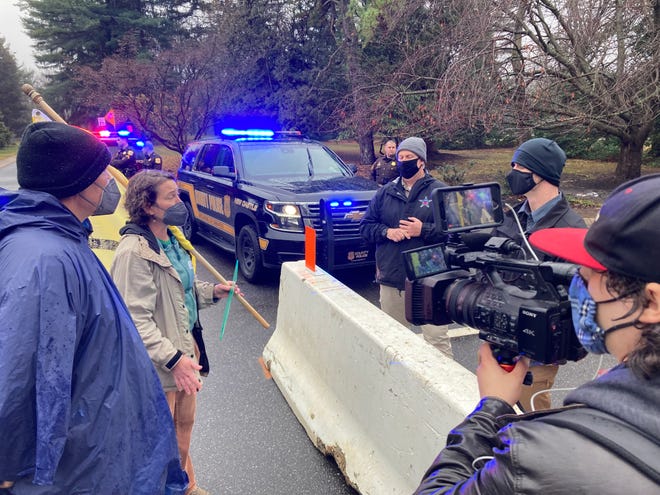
[414,174,660,494]
[361,137,453,357]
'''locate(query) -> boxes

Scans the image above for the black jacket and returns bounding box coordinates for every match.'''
[414,365,660,494]
[370,155,398,185]
[110,146,137,177]
[360,174,447,289]
[494,194,586,260]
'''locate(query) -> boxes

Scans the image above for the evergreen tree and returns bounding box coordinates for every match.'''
[19,0,210,123]
[0,37,31,136]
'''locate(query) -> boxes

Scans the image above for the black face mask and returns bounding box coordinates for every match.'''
[506,169,536,195]
[397,158,419,179]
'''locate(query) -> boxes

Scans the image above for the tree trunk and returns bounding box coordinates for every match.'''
[615,134,645,181]
[358,130,375,166]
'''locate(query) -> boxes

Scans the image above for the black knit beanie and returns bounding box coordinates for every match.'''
[17,122,111,198]
[511,138,566,186]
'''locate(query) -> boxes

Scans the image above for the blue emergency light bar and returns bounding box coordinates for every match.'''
[329,200,353,208]
[221,128,275,138]
[117,129,131,137]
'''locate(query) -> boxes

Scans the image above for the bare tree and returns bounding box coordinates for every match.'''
[78,36,233,153]
[414,0,659,180]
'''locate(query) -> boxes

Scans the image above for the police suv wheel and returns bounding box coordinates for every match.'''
[237,225,264,282]
[181,202,196,240]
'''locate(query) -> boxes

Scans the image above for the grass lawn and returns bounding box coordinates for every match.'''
[324,140,655,218]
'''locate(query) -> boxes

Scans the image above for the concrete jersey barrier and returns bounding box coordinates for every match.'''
[262,261,480,494]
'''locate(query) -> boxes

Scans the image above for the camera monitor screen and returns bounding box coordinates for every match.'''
[402,243,448,280]
[432,182,503,233]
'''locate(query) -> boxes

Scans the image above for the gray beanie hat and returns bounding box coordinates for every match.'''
[511,138,566,186]
[397,137,427,162]
[17,122,111,198]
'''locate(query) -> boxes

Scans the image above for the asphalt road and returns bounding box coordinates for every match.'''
[0,159,618,494]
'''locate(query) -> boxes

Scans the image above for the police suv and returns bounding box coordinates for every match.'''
[177,129,378,282]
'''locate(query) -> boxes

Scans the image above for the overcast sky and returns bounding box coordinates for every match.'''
[0,1,38,71]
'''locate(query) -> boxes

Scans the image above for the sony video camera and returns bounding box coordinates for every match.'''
[402,182,586,365]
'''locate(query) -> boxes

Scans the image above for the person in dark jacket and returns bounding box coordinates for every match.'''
[414,174,660,495]
[361,137,453,357]
[494,138,586,411]
[141,140,163,170]
[370,138,398,186]
[111,136,138,177]
[0,123,186,494]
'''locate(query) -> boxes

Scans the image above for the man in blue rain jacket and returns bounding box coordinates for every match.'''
[0,122,187,494]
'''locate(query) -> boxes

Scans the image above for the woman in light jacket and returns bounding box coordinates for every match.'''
[111,170,238,495]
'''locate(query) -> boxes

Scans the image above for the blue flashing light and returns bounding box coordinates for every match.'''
[329,201,339,208]
[221,128,275,138]
[135,140,145,148]
[235,137,274,142]
[342,200,353,207]
[117,129,131,137]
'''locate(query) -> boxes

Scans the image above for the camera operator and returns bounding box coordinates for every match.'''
[495,138,586,411]
[361,137,453,358]
[414,174,660,494]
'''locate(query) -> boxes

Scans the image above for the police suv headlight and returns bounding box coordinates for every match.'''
[265,201,304,232]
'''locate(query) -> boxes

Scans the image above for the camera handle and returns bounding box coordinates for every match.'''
[493,348,534,386]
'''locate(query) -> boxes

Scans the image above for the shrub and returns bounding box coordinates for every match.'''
[0,120,12,149]
[433,161,472,185]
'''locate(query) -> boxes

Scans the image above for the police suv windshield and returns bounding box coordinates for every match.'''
[239,143,350,180]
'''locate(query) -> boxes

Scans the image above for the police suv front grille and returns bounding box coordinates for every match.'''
[305,200,370,238]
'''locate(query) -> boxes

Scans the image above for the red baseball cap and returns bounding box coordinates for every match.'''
[530,173,660,281]
[529,228,606,271]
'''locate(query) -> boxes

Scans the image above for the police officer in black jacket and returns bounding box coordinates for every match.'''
[110,137,138,178]
[361,137,453,358]
[141,141,163,171]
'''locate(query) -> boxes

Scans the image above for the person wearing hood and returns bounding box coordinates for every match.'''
[414,174,660,494]
[360,137,453,358]
[0,122,187,493]
[110,169,239,495]
[495,138,586,412]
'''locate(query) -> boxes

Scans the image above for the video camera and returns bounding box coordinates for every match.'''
[403,182,586,365]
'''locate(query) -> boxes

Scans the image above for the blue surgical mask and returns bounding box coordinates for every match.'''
[568,273,637,355]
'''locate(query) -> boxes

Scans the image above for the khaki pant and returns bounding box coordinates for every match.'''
[166,390,198,494]
[379,285,453,358]
[519,364,559,412]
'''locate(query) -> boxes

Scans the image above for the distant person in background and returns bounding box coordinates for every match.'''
[111,136,138,177]
[111,170,240,495]
[142,140,163,170]
[370,138,399,186]
[494,137,586,411]
[361,137,453,358]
